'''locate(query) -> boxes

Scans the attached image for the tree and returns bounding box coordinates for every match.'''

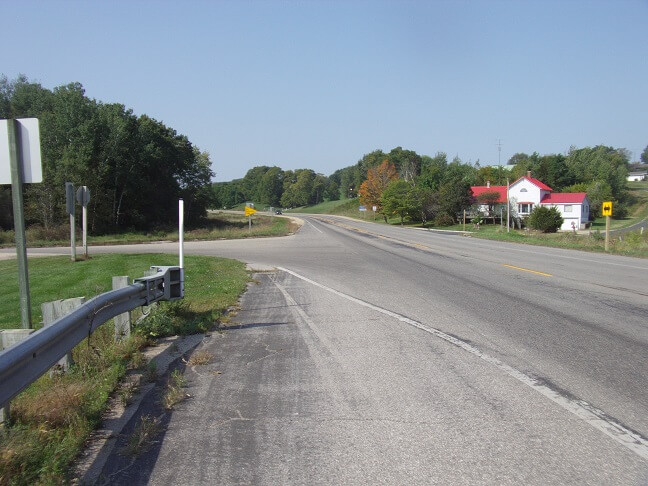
[381,179,420,225]
[507,153,529,165]
[358,160,398,219]
[641,145,648,164]
[415,186,440,225]
[259,167,284,206]
[527,206,563,233]
[387,146,422,182]
[419,152,447,191]
[324,178,340,201]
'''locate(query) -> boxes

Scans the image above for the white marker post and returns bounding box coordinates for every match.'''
[179,199,185,295]
[76,186,90,258]
[66,182,76,261]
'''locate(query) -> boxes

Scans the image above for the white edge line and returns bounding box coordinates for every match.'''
[277,266,648,461]
[307,220,324,234]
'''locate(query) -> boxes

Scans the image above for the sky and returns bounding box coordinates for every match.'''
[2,0,647,182]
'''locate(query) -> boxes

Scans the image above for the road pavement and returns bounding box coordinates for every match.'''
[4,215,648,483]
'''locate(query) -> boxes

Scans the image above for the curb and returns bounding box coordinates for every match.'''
[72,333,205,484]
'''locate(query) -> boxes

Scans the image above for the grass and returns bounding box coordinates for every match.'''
[0,211,297,248]
[0,254,249,484]
[187,350,213,366]
[119,415,162,458]
[590,181,648,230]
[0,253,247,330]
[162,370,187,410]
[461,224,648,257]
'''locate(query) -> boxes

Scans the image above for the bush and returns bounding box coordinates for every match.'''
[527,206,563,233]
[135,301,211,338]
[433,213,455,227]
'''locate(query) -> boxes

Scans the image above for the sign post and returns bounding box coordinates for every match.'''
[245,205,257,231]
[1,118,42,329]
[76,186,90,258]
[602,201,612,251]
[6,121,31,328]
[66,182,76,261]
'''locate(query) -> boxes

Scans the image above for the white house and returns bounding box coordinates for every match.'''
[627,171,647,182]
[471,173,590,230]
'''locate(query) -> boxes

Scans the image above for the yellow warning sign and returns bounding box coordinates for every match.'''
[244,206,257,217]
[601,201,612,217]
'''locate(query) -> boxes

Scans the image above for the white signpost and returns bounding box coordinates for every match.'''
[76,186,90,258]
[0,118,43,329]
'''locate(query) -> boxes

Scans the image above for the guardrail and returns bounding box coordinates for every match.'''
[0,265,183,407]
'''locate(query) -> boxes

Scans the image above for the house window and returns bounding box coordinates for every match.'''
[520,188,528,192]
[518,203,533,214]
[564,205,572,212]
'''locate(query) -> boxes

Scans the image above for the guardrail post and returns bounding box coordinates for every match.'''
[42,297,86,373]
[1,329,35,425]
[112,276,131,341]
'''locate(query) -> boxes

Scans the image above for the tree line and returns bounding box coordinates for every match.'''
[0,75,213,233]
[216,143,637,225]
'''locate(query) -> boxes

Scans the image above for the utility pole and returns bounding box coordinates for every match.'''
[506,178,510,233]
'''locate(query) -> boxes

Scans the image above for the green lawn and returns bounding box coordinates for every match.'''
[0,254,249,484]
[0,254,247,330]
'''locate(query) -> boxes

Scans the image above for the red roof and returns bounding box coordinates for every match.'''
[541,192,587,204]
[471,186,507,203]
[511,176,553,191]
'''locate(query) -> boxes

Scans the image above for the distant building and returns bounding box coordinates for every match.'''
[471,173,590,231]
[627,171,647,182]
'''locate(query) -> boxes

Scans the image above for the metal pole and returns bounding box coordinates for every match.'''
[82,204,88,258]
[605,215,610,251]
[506,178,510,233]
[178,199,184,269]
[70,213,76,261]
[7,119,32,329]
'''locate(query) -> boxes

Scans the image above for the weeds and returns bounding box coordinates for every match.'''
[143,361,158,383]
[162,370,187,410]
[118,381,139,407]
[187,350,213,366]
[120,415,161,458]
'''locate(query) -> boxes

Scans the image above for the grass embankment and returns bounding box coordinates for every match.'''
[453,225,648,258]
[0,211,296,248]
[0,254,248,484]
[287,198,366,218]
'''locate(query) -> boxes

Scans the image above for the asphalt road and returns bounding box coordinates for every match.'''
[5,216,648,483]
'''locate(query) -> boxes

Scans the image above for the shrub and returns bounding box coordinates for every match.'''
[433,213,455,227]
[527,206,563,233]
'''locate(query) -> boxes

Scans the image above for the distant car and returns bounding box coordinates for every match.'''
[275,209,282,215]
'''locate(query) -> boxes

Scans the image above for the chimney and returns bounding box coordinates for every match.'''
[486,180,490,188]
[527,171,532,178]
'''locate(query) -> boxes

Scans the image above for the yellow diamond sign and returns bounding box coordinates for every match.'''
[601,201,612,216]
[244,206,257,217]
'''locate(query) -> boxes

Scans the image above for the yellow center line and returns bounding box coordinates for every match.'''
[502,264,552,277]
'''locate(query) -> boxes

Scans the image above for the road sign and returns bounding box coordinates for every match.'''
[65,182,75,215]
[76,186,90,206]
[244,206,258,217]
[359,206,367,212]
[602,201,613,216]
[0,118,42,184]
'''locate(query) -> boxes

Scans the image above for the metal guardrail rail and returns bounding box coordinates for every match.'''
[0,265,183,407]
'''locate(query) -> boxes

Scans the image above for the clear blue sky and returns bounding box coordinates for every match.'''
[2,0,647,181]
